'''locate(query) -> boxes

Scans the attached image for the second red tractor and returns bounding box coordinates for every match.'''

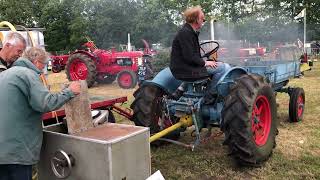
[56,41,153,88]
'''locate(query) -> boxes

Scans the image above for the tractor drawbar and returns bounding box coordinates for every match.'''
[149,115,193,143]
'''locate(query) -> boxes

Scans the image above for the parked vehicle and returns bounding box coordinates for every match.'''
[51,40,154,89]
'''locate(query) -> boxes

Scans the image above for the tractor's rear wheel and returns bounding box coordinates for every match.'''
[222,74,278,166]
[66,53,97,87]
[117,70,137,89]
[130,84,180,141]
[289,87,305,122]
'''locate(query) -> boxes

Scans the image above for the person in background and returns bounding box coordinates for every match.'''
[0,32,26,72]
[169,5,230,100]
[0,47,81,180]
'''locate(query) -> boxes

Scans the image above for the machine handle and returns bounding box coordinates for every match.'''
[50,149,75,179]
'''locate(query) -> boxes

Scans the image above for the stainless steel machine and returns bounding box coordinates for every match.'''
[38,123,150,180]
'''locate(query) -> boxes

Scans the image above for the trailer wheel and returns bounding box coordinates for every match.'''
[222,74,278,166]
[130,84,180,142]
[117,70,137,89]
[289,88,305,122]
[66,53,97,87]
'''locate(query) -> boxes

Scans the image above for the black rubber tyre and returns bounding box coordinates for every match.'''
[221,74,278,166]
[117,70,137,89]
[52,65,61,73]
[66,53,97,87]
[96,75,116,84]
[130,84,180,140]
[289,87,305,122]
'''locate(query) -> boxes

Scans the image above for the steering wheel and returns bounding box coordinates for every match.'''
[200,41,220,60]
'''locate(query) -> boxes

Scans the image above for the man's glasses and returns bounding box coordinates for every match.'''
[37,60,48,65]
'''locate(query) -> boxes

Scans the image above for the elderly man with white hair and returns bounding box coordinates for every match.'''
[0,32,27,72]
[0,47,81,180]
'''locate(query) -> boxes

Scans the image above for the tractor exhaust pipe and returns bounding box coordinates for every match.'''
[128,33,132,51]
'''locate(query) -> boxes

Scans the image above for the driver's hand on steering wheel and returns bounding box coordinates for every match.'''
[205,60,218,68]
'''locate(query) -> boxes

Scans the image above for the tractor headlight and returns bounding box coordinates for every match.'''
[138,57,143,65]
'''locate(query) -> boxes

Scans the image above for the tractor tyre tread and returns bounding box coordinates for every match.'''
[289,87,305,122]
[221,74,278,166]
[130,85,180,142]
[66,53,97,87]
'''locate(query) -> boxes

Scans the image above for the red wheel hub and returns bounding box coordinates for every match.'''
[69,60,88,80]
[251,95,271,146]
[297,95,305,118]
[119,73,132,87]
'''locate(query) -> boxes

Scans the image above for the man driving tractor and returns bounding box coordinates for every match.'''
[169,6,230,100]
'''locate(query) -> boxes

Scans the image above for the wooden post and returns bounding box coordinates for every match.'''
[64,80,94,134]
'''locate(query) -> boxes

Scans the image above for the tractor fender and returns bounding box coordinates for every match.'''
[70,50,97,61]
[141,67,182,94]
[217,67,248,84]
[216,67,248,96]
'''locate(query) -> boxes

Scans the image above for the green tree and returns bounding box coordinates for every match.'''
[0,0,48,26]
[39,0,88,51]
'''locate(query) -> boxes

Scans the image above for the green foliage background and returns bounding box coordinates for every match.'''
[0,0,319,52]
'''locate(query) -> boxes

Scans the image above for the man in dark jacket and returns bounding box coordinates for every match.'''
[0,32,26,72]
[170,6,230,96]
[0,47,80,180]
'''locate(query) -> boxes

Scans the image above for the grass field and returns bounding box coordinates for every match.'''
[47,63,320,179]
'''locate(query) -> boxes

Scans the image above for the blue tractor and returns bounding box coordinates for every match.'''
[130,41,305,166]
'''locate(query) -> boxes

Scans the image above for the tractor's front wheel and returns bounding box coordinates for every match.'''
[66,53,97,87]
[130,84,180,141]
[222,74,278,166]
[117,70,137,89]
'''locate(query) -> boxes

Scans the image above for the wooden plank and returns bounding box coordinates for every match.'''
[64,80,94,134]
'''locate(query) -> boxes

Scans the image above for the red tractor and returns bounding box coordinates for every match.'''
[65,41,153,88]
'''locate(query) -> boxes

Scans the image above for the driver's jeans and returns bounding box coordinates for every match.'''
[177,62,231,92]
[0,164,32,180]
[206,62,231,90]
